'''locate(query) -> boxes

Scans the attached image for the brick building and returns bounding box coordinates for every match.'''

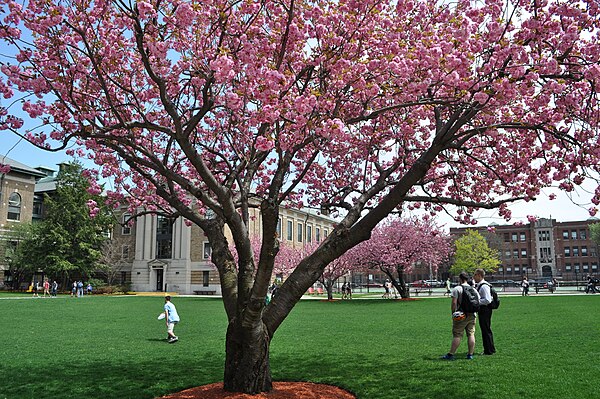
[0,157,46,286]
[450,218,600,281]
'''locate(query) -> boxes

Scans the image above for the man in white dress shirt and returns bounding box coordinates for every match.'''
[474,269,496,355]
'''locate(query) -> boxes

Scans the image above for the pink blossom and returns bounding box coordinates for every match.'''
[136,1,156,20]
[255,136,274,152]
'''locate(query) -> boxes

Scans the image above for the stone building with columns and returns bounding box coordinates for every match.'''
[126,206,337,294]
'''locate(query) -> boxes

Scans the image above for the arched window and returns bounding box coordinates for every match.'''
[7,192,22,221]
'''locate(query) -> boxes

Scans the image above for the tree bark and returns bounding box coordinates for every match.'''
[395,266,410,299]
[223,317,273,394]
[325,281,334,300]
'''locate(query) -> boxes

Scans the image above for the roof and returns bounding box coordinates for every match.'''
[0,155,46,178]
[35,180,57,193]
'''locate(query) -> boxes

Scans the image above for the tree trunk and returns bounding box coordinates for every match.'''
[396,275,410,299]
[325,282,334,300]
[223,318,273,394]
[395,266,410,298]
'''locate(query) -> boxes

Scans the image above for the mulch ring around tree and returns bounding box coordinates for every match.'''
[156,382,356,399]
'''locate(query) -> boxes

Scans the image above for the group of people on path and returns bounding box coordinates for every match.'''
[340,283,353,299]
[70,281,93,297]
[31,279,58,298]
[441,269,496,360]
[585,275,599,294]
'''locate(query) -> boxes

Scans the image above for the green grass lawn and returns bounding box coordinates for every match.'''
[1,295,599,399]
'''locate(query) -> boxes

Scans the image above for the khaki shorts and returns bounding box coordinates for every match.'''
[452,313,476,338]
[167,322,178,333]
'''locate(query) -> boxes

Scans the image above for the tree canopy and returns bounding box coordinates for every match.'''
[10,162,113,281]
[451,230,501,275]
[350,217,452,297]
[1,0,600,393]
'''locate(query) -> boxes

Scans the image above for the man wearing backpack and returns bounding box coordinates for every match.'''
[441,272,480,360]
[474,269,496,356]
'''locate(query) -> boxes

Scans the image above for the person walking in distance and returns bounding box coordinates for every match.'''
[474,269,496,356]
[521,276,530,296]
[444,278,451,296]
[43,279,50,298]
[163,295,180,343]
[441,272,480,360]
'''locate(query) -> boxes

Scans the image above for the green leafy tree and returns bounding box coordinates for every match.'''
[451,230,501,275]
[589,223,600,254]
[35,162,113,279]
[1,222,44,289]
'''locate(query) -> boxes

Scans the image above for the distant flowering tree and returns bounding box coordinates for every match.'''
[350,218,452,298]
[1,0,600,394]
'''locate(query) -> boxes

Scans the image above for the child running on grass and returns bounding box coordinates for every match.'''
[163,296,180,343]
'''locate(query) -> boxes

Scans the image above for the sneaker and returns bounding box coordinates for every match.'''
[441,354,455,361]
[466,354,474,360]
[168,336,178,343]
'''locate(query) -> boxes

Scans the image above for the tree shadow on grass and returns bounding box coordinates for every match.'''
[0,352,224,399]
[270,352,487,399]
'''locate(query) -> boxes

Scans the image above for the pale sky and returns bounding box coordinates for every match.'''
[3,133,597,231]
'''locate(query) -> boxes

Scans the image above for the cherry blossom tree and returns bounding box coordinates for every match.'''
[1,0,600,393]
[350,217,452,298]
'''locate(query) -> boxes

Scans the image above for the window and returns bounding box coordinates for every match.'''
[324,229,329,237]
[121,271,128,284]
[297,222,303,242]
[498,267,504,272]
[562,230,569,239]
[573,246,579,257]
[574,264,581,272]
[520,232,526,242]
[513,249,519,259]
[511,233,518,242]
[592,247,598,258]
[7,192,21,221]
[515,266,520,272]
[565,264,572,271]
[506,267,512,272]
[582,246,588,256]
[592,263,598,271]
[504,250,511,259]
[504,233,510,242]
[122,245,130,259]
[521,249,527,258]
[122,213,132,235]
[203,242,212,259]
[564,247,571,257]
[203,271,210,286]
[33,194,43,219]
[580,229,587,239]
[571,230,578,240]
[287,220,293,241]
[583,263,589,271]
[540,247,551,261]
[276,218,282,238]
[306,225,312,243]
[156,216,173,259]
[316,227,321,242]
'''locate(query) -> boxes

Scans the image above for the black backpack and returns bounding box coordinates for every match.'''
[459,285,480,313]
[481,282,500,310]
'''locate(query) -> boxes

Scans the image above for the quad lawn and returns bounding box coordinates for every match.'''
[1,294,599,399]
